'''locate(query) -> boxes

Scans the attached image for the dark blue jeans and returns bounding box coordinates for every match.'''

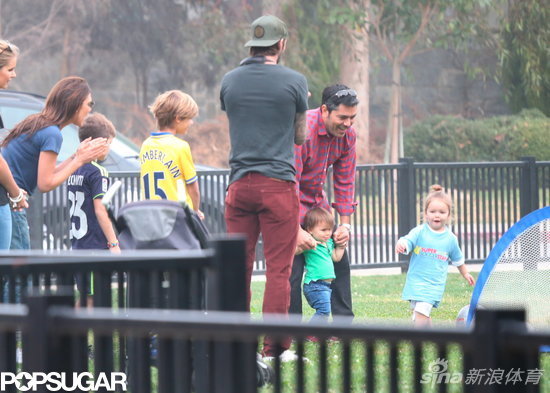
[3,210,30,302]
[290,251,354,318]
[10,209,30,250]
[303,280,332,321]
[0,204,11,249]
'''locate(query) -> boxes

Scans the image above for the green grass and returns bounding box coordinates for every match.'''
[251,272,477,325]
[251,272,550,393]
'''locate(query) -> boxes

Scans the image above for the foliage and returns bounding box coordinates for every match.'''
[366,0,497,162]
[498,0,550,115]
[282,0,348,107]
[404,109,550,162]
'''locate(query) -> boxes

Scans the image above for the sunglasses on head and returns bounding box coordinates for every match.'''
[332,88,357,99]
[0,42,14,56]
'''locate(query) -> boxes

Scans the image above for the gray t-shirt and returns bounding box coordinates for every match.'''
[220,63,308,184]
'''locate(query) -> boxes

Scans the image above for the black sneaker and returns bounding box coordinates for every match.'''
[256,353,274,387]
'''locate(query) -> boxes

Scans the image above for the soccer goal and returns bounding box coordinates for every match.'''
[467,206,550,329]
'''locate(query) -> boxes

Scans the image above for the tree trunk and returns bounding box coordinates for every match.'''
[390,59,401,164]
[384,58,402,163]
[340,28,370,163]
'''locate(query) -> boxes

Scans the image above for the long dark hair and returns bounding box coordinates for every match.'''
[2,76,91,147]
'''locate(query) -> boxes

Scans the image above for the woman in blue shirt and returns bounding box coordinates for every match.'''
[1,76,108,249]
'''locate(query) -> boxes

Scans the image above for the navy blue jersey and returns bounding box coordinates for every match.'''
[68,162,110,249]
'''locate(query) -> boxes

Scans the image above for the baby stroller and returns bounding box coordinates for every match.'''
[104,181,273,388]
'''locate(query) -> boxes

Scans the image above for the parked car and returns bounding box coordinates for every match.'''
[0,90,225,249]
[0,90,140,171]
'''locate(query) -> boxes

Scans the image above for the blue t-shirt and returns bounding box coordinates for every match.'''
[68,162,110,250]
[1,125,63,194]
[401,223,464,304]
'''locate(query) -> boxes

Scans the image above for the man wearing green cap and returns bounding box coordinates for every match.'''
[220,15,309,361]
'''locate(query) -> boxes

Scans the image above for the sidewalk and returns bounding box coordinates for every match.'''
[251,263,484,282]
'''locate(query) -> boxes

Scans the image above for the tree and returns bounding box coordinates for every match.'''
[499,0,549,115]
[333,0,371,162]
[367,0,495,163]
[280,0,371,162]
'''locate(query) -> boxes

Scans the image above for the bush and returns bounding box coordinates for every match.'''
[404,109,550,161]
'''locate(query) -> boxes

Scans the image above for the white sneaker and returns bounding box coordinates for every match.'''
[263,350,309,363]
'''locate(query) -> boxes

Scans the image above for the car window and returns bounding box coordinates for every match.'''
[58,125,81,162]
[0,104,83,163]
[0,105,36,130]
[0,100,139,170]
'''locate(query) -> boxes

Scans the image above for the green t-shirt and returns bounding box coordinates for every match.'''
[303,238,336,284]
[220,63,309,184]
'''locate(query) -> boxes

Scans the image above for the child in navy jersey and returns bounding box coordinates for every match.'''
[67,113,120,253]
[68,113,120,309]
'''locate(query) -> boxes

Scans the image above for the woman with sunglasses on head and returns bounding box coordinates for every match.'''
[1,76,108,249]
[0,40,28,250]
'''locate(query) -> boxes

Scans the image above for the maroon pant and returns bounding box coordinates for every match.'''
[225,172,299,356]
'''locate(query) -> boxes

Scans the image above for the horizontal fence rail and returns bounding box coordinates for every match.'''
[29,158,550,272]
[0,238,248,393]
[0,299,548,393]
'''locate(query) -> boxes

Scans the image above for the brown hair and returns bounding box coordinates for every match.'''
[303,207,335,231]
[2,76,91,147]
[79,113,116,141]
[149,90,198,130]
[0,40,19,69]
[249,42,281,57]
[423,184,453,217]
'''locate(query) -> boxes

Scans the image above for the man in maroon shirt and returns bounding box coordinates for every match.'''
[290,84,359,319]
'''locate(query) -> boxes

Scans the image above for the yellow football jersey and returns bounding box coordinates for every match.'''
[139,132,197,209]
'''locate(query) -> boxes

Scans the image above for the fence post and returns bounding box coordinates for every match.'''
[208,235,248,312]
[24,290,75,391]
[397,157,416,272]
[470,309,529,393]
[27,191,45,250]
[520,156,539,217]
[208,235,256,393]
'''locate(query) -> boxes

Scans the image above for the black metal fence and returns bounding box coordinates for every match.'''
[29,158,550,271]
[0,237,248,392]
[0,296,548,393]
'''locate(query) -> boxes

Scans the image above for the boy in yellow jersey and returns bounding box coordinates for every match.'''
[140,90,203,218]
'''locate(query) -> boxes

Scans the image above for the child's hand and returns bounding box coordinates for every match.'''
[109,245,121,254]
[463,273,475,286]
[395,239,408,254]
[196,209,205,220]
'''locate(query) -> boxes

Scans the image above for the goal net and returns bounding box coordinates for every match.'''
[468,206,550,329]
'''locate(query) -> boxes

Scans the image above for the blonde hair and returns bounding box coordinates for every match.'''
[303,207,335,231]
[149,90,198,130]
[423,184,453,220]
[0,40,19,69]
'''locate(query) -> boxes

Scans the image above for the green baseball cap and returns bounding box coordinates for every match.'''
[244,15,288,48]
